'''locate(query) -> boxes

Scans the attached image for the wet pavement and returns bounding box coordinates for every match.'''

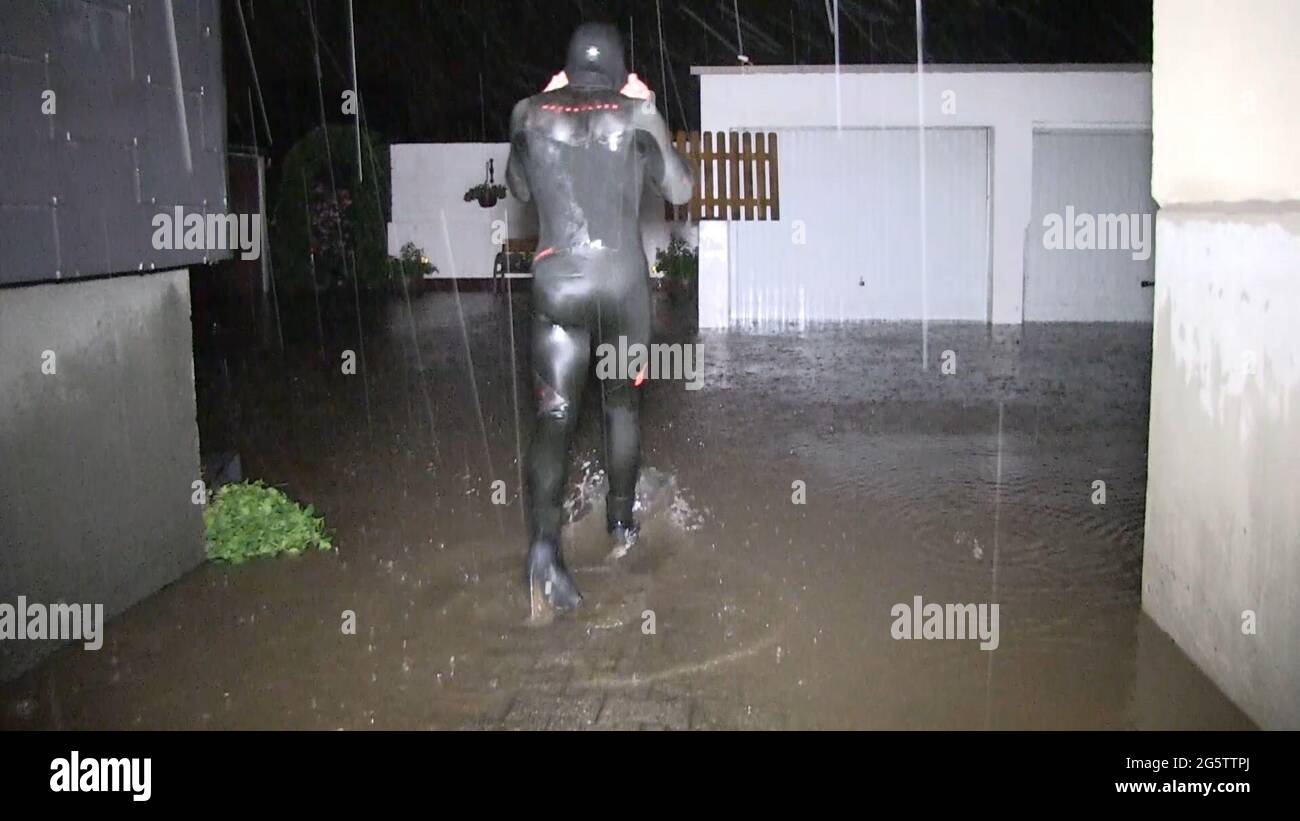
[0,285,1253,729]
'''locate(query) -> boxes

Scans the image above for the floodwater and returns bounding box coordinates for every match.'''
[0,286,1253,729]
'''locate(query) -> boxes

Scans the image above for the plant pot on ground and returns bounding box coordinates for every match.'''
[390,241,437,292]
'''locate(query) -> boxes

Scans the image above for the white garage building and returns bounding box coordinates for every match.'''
[693,64,1154,328]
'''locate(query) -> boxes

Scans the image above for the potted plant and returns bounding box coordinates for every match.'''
[391,241,437,291]
[655,237,699,307]
[464,159,508,208]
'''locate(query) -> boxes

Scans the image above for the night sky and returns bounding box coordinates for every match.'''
[222,0,1153,159]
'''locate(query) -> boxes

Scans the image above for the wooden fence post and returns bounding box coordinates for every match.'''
[659,130,780,222]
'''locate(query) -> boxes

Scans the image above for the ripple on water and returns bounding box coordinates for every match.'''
[794,429,1145,607]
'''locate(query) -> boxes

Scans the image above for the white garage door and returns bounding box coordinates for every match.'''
[1025,129,1156,322]
[728,127,990,326]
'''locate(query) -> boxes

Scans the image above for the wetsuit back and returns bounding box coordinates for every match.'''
[505,22,692,615]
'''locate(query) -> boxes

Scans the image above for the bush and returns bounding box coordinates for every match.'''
[270,124,391,294]
[655,236,698,285]
[203,481,333,564]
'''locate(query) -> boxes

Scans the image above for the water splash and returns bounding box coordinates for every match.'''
[306,0,371,436]
[564,462,705,534]
[356,101,440,459]
[438,208,502,538]
[162,0,192,173]
[501,210,525,526]
[985,398,1004,728]
[347,0,362,181]
[234,0,272,144]
[915,0,929,370]
[830,0,841,129]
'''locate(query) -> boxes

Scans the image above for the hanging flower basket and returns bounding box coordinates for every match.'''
[464,182,508,208]
[464,158,508,208]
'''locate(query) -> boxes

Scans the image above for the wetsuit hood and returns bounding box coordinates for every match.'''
[563,22,627,90]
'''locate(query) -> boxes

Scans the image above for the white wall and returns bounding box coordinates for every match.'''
[389,142,681,278]
[695,65,1151,324]
[388,143,533,278]
[1153,0,1300,203]
[1143,0,1300,729]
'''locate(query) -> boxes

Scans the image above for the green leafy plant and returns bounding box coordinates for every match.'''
[655,236,698,285]
[464,158,508,207]
[655,237,698,306]
[203,480,333,564]
[395,241,436,278]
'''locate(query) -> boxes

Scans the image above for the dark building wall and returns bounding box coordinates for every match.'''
[0,0,227,285]
[0,1,226,679]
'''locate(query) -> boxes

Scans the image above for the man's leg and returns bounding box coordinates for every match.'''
[599,294,650,551]
[601,377,641,553]
[525,313,589,618]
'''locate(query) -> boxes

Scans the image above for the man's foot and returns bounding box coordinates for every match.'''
[526,541,583,622]
[607,520,640,560]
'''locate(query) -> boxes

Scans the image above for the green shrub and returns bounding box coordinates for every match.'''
[270,124,391,293]
[203,481,333,564]
[655,236,698,285]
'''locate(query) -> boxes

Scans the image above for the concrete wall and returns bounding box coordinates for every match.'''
[1143,0,1300,729]
[388,142,681,278]
[1151,0,1300,203]
[694,65,1151,325]
[0,0,224,681]
[0,270,206,680]
[0,0,228,285]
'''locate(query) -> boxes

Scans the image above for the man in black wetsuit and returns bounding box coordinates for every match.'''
[506,22,693,620]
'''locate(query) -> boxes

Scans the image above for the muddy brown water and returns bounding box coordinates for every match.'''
[0,287,1253,729]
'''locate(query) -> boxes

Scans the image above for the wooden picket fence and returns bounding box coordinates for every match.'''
[665,130,780,222]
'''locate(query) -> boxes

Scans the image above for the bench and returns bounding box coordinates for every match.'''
[492,237,536,293]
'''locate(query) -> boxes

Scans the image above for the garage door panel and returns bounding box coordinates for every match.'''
[1025,130,1156,322]
[730,127,989,325]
